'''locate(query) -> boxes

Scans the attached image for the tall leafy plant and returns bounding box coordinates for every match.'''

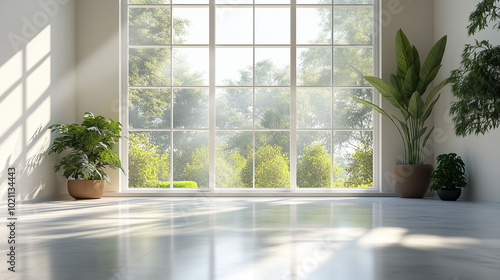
[48,112,124,182]
[354,29,449,164]
[449,0,500,136]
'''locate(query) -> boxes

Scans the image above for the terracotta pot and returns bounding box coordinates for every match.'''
[392,164,433,198]
[67,180,105,199]
[437,188,462,201]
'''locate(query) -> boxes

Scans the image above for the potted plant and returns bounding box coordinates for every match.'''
[48,112,123,199]
[354,29,449,198]
[430,153,467,201]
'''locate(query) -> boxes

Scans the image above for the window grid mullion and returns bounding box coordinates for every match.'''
[209,0,216,190]
[290,0,297,190]
[331,1,335,189]
[252,0,256,189]
[170,2,174,189]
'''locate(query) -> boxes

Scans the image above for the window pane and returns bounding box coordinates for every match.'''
[333,88,373,129]
[297,47,332,86]
[216,8,253,44]
[173,48,209,86]
[173,8,209,44]
[297,131,332,188]
[216,0,252,3]
[129,48,171,86]
[255,8,290,45]
[129,0,170,4]
[256,0,290,3]
[216,88,253,129]
[297,88,331,129]
[334,0,373,4]
[297,0,331,3]
[333,47,372,86]
[128,131,170,188]
[216,48,253,86]
[334,7,373,45]
[297,7,331,45]
[173,131,209,188]
[256,88,290,129]
[129,89,171,129]
[173,88,208,129]
[172,0,208,4]
[334,131,373,188]
[255,48,290,86]
[129,8,171,45]
[216,131,253,188]
[255,132,290,188]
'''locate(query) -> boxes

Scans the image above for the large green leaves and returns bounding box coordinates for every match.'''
[395,29,414,79]
[409,91,424,119]
[355,29,448,164]
[417,35,447,94]
[48,112,123,182]
[364,76,401,108]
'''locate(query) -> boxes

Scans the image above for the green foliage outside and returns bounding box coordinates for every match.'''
[127,3,375,189]
[183,146,209,188]
[242,144,290,188]
[345,141,373,188]
[297,143,331,188]
[128,133,170,188]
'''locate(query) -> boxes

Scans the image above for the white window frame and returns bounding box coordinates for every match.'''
[120,0,381,194]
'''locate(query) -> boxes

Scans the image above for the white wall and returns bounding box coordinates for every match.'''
[76,0,121,192]
[0,0,76,201]
[434,0,500,201]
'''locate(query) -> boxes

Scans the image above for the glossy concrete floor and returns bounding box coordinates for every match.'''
[2,197,500,280]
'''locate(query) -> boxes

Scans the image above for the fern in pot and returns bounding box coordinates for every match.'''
[430,153,467,201]
[354,29,449,198]
[48,112,123,199]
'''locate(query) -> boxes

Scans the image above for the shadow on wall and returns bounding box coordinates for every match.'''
[0,0,75,201]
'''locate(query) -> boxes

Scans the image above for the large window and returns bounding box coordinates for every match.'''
[122,0,378,191]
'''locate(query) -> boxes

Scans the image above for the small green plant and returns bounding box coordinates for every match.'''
[48,112,123,182]
[354,29,449,164]
[430,153,467,191]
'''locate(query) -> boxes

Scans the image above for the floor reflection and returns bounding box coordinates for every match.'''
[3,198,500,280]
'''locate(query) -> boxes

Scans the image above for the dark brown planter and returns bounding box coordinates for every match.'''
[67,180,105,199]
[392,164,433,198]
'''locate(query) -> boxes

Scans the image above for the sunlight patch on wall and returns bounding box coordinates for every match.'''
[0,51,22,96]
[0,84,23,136]
[27,97,51,152]
[27,58,51,110]
[1,126,23,169]
[26,26,51,71]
